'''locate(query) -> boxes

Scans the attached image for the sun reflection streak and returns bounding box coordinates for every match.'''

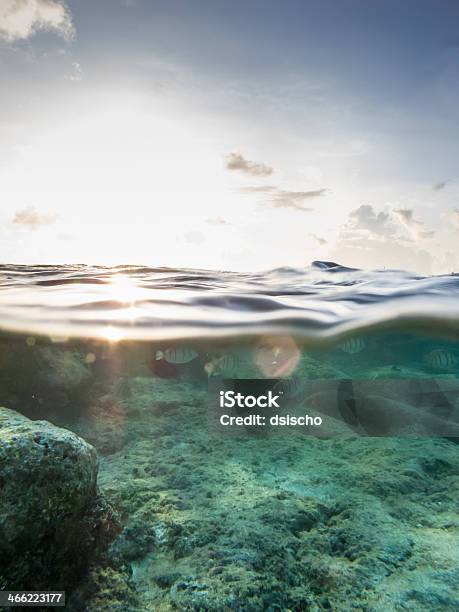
[102,326,124,342]
[106,274,144,306]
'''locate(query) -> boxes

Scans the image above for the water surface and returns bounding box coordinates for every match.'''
[0,262,458,611]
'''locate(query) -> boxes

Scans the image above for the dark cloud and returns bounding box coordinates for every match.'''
[12,207,57,231]
[226,152,273,177]
[433,180,448,191]
[240,185,326,212]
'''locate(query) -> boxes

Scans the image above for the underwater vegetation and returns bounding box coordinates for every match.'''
[0,332,458,611]
[0,264,458,610]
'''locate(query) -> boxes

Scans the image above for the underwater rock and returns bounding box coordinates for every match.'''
[37,346,92,392]
[0,406,115,591]
[0,341,94,419]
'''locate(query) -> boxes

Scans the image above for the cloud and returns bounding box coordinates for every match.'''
[0,0,74,42]
[343,204,434,241]
[271,189,325,211]
[239,185,277,193]
[240,185,326,212]
[433,180,448,191]
[331,204,436,274]
[12,206,57,230]
[392,207,435,239]
[65,61,82,81]
[347,204,393,237]
[226,152,273,177]
[310,234,327,246]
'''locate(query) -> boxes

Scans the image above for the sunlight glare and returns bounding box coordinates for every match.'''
[107,274,143,305]
[101,325,124,342]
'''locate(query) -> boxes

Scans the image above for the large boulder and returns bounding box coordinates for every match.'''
[0,341,94,420]
[0,407,114,590]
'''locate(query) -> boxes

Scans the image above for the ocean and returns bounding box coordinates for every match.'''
[0,261,458,611]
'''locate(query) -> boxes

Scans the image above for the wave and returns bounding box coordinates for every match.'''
[0,261,459,342]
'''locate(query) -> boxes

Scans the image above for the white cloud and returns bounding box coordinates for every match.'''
[341,204,434,242]
[331,204,436,274]
[347,204,394,238]
[12,206,57,230]
[226,152,273,177]
[0,0,74,42]
[240,185,326,211]
[65,60,82,81]
[392,207,435,240]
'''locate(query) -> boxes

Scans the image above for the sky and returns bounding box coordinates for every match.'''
[1,0,459,274]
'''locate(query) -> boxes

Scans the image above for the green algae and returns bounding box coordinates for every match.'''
[62,376,459,611]
[0,330,458,610]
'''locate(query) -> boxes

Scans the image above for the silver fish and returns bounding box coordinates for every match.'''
[424,349,458,371]
[156,347,198,364]
[339,337,367,355]
[216,353,241,376]
[205,353,241,377]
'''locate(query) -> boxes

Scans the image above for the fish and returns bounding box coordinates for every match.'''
[156,347,198,364]
[424,348,458,372]
[205,353,241,377]
[339,336,367,355]
[217,353,240,376]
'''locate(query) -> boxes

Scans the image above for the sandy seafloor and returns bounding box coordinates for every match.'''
[65,374,459,612]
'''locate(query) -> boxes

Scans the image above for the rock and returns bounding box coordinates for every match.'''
[0,341,94,419]
[0,407,114,590]
[38,346,92,392]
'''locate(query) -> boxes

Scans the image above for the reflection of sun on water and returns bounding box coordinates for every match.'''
[102,326,124,342]
[100,276,148,340]
[106,274,143,305]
